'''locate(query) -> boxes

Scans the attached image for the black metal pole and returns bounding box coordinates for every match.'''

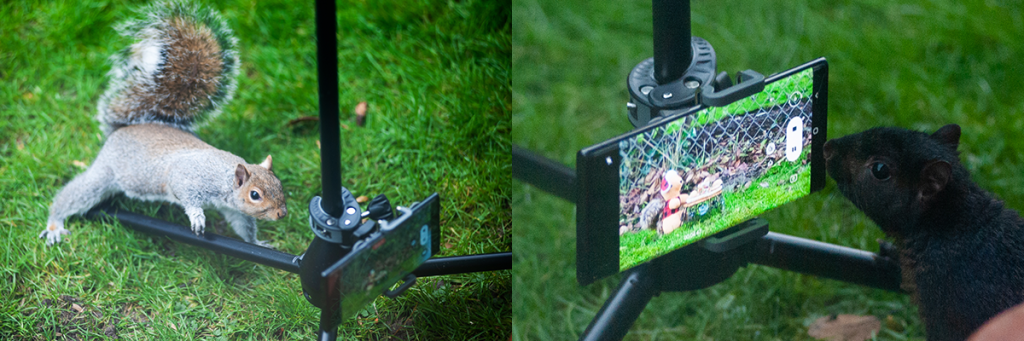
[512,145,576,203]
[91,207,301,273]
[317,306,339,341]
[652,0,691,84]
[412,252,512,277]
[749,232,903,292]
[580,264,658,341]
[93,207,512,277]
[315,0,342,217]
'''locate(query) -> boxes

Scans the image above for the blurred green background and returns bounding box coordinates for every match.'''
[2,0,509,339]
[513,0,1023,339]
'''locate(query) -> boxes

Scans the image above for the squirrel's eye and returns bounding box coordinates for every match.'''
[250,190,261,200]
[870,162,891,180]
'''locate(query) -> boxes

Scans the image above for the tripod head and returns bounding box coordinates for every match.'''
[627,0,716,127]
[626,0,766,128]
[627,37,716,127]
[300,189,398,306]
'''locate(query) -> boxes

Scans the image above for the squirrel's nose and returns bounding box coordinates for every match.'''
[823,140,835,161]
[277,208,287,219]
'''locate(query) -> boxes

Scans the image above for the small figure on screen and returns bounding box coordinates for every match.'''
[638,170,686,235]
[638,170,726,236]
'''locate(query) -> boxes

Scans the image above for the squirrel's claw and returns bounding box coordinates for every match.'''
[189,218,205,237]
[184,207,206,237]
[39,223,71,246]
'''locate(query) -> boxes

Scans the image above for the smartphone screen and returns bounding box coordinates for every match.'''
[323,193,441,321]
[577,58,827,284]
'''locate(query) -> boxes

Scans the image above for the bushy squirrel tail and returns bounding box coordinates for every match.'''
[96,0,239,134]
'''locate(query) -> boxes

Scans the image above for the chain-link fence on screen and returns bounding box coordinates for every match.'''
[618,96,814,228]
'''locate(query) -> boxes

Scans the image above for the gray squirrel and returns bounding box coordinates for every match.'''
[41,0,287,247]
[824,125,1024,340]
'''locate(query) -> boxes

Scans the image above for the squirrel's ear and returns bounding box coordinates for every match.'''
[930,124,961,151]
[259,155,273,170]
[918,160,951,205]
[235,164,250,189]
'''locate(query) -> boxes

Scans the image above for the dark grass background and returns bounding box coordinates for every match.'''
[514,0,1024,340]
[2,0,510,339]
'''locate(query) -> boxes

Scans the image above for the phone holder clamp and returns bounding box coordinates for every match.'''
[701,70,765,107]
[308,188,363,247]
[627,37,717,127]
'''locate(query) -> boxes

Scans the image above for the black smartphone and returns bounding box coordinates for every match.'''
[322,193,441,321]
[576,58,828,285]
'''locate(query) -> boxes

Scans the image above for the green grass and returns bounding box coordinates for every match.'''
[1,0,509,339]
[514,0,1024,340]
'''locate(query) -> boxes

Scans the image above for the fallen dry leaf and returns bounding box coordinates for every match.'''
[72,160,88,169]
[71,303,83,313]
[316,140,321,149]
[808,314,881,341]
[169,321,177,331]
[356,196,369,204]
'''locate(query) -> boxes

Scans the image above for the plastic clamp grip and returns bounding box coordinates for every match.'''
[308,187,363,245]
[701,70,765,107]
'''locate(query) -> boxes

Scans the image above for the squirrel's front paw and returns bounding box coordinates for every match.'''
[189,218,206,236]
[185,207,206,236]
[39,223,71,246]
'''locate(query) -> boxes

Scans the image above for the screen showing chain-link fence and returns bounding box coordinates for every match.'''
[618,68,814,271]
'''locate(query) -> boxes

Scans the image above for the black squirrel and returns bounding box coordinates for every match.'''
[824,124,1024,340]
[42,0,287,247]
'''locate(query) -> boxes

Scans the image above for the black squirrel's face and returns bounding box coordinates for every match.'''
[823,128,923,234]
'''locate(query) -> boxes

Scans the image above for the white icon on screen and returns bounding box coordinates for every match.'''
[420,225,430,245]
[785,117,803,162]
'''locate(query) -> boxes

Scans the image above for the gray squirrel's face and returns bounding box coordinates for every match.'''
[823,127,926,233]
[234,159,287,221]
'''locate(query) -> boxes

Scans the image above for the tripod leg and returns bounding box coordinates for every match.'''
[580,263,658,341]
[318,308,339,341]
[749,232,902,292]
